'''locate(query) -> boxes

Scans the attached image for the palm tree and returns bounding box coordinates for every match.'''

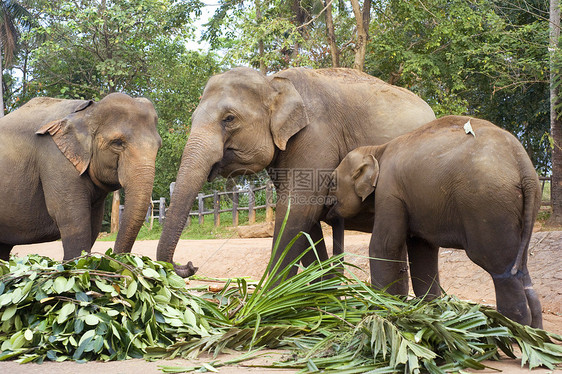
[0,0,33,117]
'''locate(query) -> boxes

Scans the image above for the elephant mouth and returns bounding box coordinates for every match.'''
[326,202,339,221]
[207,147,236,181]
[208,162,221,182]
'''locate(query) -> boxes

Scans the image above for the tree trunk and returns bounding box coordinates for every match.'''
[0,50,4,117]
[22,49,29,99]
[350,0,371,71]
[111,190,120,233]
[550,0,562,224]
[324,0,339,67]
[255,0,266,74]
[290,0,312,62]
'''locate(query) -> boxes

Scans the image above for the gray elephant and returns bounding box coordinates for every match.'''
[327,115,542,327]
[156,67,436,277]
[0,93,162,260]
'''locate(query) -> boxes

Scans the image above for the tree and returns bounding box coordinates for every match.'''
[202,1,370,72]
[324,0,339,67]
[147,42,221,200]
[350,0,370,71]
[23,0,204,232]
[364,0,551,171]
[203,1,317,72]
[550,0,562,224]
[0,0,32,116]
[28,0,201,99]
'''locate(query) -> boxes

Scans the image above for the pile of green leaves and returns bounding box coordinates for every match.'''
[0,226,561,373]
[152,232,562,373]
[0,251,215,363]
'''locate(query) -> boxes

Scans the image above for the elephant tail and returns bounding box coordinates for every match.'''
[510,165,541,276]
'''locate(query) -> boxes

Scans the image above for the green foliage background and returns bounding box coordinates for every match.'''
[1,0,555,209]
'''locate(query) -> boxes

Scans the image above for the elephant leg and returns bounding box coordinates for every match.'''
[301,221,329,267]
[332,217,345,274]
[407,237,441,299]
[370,199,409,296]
[90,196,106,248]
[59,225,93,260]
[329,217,345,274]
[491,271,532,326]
[329,217,344,256]
[465,236,537,327]
[0,243,13,261]
[521,269,543,328]
[52,203,93,260]
[270,199,326,279]
[301,221,338,283]
[42,177,94,260]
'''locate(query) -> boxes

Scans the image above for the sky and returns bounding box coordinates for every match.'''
[186,1,220,50]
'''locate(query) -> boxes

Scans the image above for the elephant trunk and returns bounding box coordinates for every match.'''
[113,163,156,254]
[157,129,224,277]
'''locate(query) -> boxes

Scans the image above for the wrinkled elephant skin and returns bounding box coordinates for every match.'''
[0,93,161,261]
[156,67,436,278]
[329,116,542,328]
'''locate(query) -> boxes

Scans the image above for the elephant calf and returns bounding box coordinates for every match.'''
[327,115,542,328]
[0,93,161,261]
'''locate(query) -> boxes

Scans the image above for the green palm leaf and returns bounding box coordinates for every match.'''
[1,209,561,372]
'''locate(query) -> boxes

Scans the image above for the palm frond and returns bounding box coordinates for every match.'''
[165,242,562,373]
[0,0,35,64]
[1,209,561,372]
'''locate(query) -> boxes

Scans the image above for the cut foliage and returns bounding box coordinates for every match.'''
[0,243,561,373]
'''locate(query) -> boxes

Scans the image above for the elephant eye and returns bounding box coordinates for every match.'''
[111,138,125,148]
[223,115,236,124]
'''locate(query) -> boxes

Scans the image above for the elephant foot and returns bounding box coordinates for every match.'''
[523,272,543,329]
[525,286,543,329]
[492,272,532,326]
[0,243,13,261]
[174,261,198,278]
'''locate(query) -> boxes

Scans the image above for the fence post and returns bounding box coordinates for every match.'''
[232,186,239,226]
[148,201,154,230]
[198,193,204,225]
[118,204,125,226]
[145,204,150,223]
[159,197,166,224]
[111,191,121,233]
[266,180,274,222]
[248,185,255,224]
[214,191,220,227]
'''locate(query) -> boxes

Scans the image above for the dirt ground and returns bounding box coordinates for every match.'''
[3,228,562,373]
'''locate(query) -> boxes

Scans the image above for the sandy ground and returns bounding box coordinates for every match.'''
[2,230,562,373]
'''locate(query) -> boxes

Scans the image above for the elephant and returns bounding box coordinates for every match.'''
[326,115,542,327]
[156,67,436,278]
[0,93,162,261]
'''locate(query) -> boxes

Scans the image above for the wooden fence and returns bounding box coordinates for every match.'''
[140,181,276,228]
[540,176,551,206]
[133,176,553,228]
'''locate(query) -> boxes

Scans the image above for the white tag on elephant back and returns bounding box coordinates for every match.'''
[464,119,476,137]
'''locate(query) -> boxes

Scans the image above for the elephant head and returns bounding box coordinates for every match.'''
[37,93,161,253]
[328,147,380,220]
[157,67,309,276]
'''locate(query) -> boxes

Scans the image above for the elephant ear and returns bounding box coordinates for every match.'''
[353,155,380,202]
[36,100,94,175]
[269,76,309,151]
